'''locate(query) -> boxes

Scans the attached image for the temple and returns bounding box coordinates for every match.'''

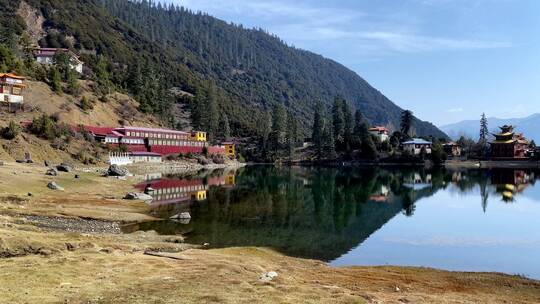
[489,125,529,159]
[0,73,25,111]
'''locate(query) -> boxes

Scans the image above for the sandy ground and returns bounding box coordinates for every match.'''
[0,162,539,304]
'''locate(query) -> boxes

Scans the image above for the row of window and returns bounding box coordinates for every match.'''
[125,131,201,140]
[154,185,207,195]
[148,140,206,147]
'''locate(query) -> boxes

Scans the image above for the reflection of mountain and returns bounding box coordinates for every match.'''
[125,167,540,261]
[128,167,446,261]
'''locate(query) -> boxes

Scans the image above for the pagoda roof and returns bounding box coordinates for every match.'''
[0,73,25,80]
[403,138,432,145]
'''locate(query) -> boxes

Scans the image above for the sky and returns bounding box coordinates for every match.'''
[168,0,540,126]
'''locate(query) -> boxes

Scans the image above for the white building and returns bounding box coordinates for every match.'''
[368,126,390,142]
[402,138,432,155]
[33,48,84,74]
[109,151,162,165]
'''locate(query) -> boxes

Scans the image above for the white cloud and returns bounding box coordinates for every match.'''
[170,0,513,54]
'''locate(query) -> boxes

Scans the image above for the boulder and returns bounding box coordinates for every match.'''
[107,164,129,177]
[170,212,191,220]
[47,182,64,191]
[57,163,73,172]
[124,192,153,201]
[44,160,51,167]
[259,271,278,282]
[45,168,59,176]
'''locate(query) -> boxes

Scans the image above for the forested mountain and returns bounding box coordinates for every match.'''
[0,0,446,139]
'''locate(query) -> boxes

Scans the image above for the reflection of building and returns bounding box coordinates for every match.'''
[404,173,432,190]
[491,170,535,202]
[134,174,237,207]
[369,185,390,202]
[402,138,432,155]
[443,142,462,157]
[489,125,529,159]
[0,73,25,110]
[368,126,389,142]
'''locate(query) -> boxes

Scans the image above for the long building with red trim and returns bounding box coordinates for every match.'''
[82,125,227,156]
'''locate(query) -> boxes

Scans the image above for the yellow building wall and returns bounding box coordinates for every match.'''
[191,131,207,142]
[225,144,236,157]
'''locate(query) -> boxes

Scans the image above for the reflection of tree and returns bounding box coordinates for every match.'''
[128,166,540,261]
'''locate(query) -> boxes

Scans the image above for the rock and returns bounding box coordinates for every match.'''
[74,174,80,179]
[107,164,129,177]
[44,160,51,167]
[0,161,3,166]
[27,193,33,197]
[170,212,191,220]
[259,271,278,282]
[395,286,401,292]
[56,163,72,172]
[124,192,153,201]
[47,182,64,191]
[26,159,34,164]
[45,168,59,176]
[16,159,26,163]
[144,186,155,194]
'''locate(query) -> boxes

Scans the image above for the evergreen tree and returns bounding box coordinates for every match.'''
[220,113,231,141]
[206,86,219,142]
[285,111,298,161]
[400,110,414,138]
[312,103,324,160]
[323,124,336,159]
[341,98,353,151]
[269,104,286,156]
[332,96,345,147]
[49,67,62,94]
[66,70,80,96]
[479,113,488,145]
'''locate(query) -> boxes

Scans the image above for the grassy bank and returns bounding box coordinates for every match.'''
[0,162,539,303]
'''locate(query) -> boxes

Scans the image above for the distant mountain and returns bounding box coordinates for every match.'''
[0,0,447,139]
[440,114,540,142]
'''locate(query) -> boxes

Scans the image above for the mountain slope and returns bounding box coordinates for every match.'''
[3,0,446,139]
[440,113,540,142]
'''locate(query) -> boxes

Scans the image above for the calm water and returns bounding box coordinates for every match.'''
[124,166,540,279]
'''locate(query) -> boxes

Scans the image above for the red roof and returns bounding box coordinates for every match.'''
[83,125,115,136]
[369,126,389,133]
[118,126,189,135]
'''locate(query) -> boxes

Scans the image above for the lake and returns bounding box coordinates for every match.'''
[124,166,540,279]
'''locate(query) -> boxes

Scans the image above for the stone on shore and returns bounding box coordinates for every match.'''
[56,163,73,172]
[107,164,129,177]
[259,271,278,282]
[47,182,64,191]
[124,192,153,201]
[46,168,59,176]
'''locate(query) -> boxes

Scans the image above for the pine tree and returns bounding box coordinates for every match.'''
[479,113,488,145]
[49,67,62,94]
[400,110,414,138]
[312,103,324,160]
[332,96,345,147]
[66,70,80,96]
[342,99,353,151]
[220,113,231,141]
[285,111,298,161]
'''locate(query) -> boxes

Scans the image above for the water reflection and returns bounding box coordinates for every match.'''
[123,166,540,277]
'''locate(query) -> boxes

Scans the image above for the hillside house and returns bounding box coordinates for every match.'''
[0,73,25,110]
[223,142,236,158]
[368,126,389,142]
[443,142,462,157]
[402,138,432,155]
[33,48,84,74]
[489,125,529,159]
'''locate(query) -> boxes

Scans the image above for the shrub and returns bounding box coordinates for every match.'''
[1,121,21,140]
[80,96,94,111]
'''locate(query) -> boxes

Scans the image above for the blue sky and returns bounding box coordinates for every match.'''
[169,0,540,126]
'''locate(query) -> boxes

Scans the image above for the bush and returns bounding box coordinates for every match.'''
[211,154,226,164]
[29,114,73,141]
[80,96,94,111]
[1,121,21,140]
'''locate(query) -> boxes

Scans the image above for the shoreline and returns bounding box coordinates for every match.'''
[0,161,539,303]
